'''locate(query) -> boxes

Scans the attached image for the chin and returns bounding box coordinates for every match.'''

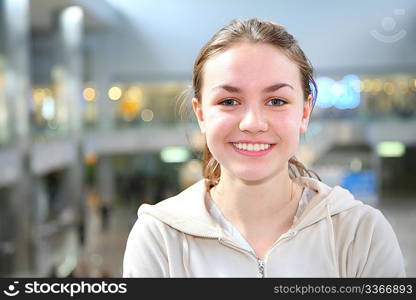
[236,175,274,185]
[222,160,289,183]
[229,168,277,184]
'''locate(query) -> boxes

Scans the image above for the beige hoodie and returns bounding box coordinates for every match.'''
[123,177,406,277]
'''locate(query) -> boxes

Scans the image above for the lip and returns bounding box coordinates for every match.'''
[232,140,276,144]
[230,142,275,157]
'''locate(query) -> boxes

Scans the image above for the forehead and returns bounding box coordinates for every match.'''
[202,42,302,93]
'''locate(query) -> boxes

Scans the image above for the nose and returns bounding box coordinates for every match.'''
[239,107,268,133]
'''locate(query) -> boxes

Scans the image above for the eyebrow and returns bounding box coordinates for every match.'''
[212,83,294,93]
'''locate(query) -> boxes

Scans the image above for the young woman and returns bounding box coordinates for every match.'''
[123,18,406,277]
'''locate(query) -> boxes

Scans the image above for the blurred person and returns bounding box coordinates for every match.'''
[99,268,111,278]
[72,259,90,278]
[123,18,405,277]
[76,212,86,248]
[100,202,111,232]
[47,265,58,278]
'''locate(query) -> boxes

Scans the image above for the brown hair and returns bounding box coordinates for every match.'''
[180,18,320,189]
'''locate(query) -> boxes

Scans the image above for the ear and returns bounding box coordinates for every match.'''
[192,97,206,133]
[300,95,313,134]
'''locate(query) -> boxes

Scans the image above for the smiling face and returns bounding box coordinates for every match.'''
[192,42,312,183]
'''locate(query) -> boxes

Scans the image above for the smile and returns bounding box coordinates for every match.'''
[230,142,275,157]
[233,143,271,151]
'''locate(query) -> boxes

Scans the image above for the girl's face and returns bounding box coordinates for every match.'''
[192,42,312,183]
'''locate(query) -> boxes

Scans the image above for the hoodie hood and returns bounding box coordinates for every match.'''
[137,177,363,238]
[138,179,220,238]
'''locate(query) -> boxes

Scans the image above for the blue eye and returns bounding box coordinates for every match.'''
[266,98,286,106]
[219,99,239,106]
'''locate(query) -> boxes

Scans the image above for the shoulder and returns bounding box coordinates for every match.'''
[350,204,400,249]
[123,214,175,277]
[332,204,405,277]
[334,203,391,231]
[331,202,398,244]
[130,210,180,240]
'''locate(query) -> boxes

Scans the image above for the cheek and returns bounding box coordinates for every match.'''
[286,116,303,149]
[203,113,236,157]
[204,111,235,134]
[288,117,303,132]
[270,114,302,149]
[271,111,301,132]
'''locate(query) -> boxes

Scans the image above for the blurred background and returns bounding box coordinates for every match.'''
[0,0,415,277]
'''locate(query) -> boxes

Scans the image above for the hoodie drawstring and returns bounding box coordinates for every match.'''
[182,232,190,277]
[326,200,340,277]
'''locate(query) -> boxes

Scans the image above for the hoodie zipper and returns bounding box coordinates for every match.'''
[181,228,268,278]
[256,258,265,278]
[219,231,298,278]
[218,238,264,276]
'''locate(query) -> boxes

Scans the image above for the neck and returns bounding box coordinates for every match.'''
[210,168,298,227]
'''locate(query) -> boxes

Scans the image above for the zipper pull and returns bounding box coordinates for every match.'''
[256,258,265,278]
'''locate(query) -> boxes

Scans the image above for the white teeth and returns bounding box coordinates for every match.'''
[233,143,271,152]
